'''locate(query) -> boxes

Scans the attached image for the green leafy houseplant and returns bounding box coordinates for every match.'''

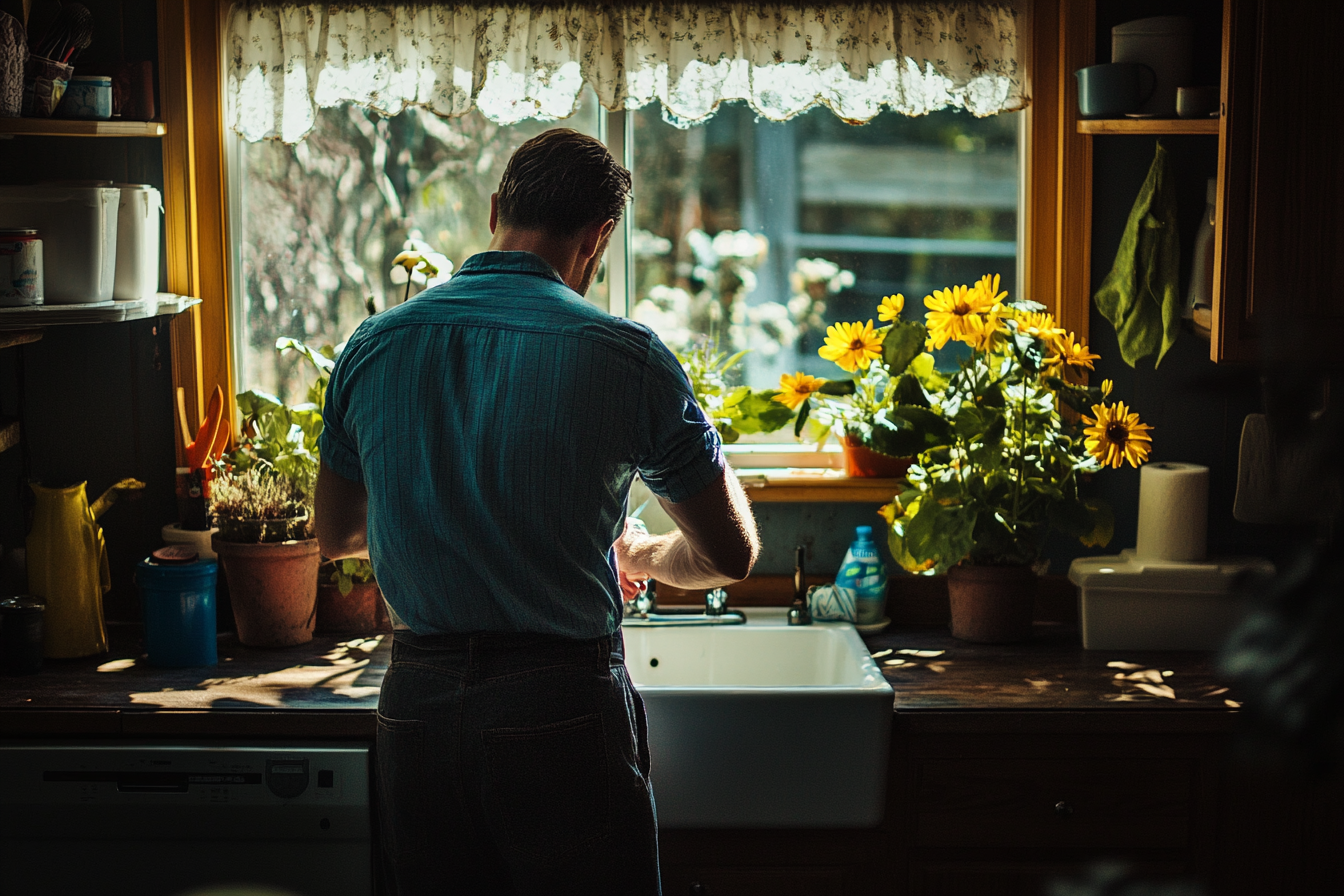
[209,466,311,543]
[677,342,796,443]
[881,275,1153,574]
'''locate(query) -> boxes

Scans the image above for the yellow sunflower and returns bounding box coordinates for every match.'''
[1045,331,1101,374]
[961,305,1007,352]
[877,294,905,322]
[924,284,997,350]
[774,372,825,409]
[1083,401,1154,469]
[974,273,1009,305]
[819,320,885,372]
[1013,310,1066,344]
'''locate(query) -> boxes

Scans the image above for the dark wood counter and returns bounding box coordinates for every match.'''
[1,618,1239,739]
[1,623,388,738]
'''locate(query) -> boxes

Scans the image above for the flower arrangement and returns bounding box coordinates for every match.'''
[876,274,1152,573]
[774,293,943,458]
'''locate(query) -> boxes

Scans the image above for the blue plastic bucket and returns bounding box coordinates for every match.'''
[136,556,219,667]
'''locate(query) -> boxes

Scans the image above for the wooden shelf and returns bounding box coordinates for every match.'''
[0,119,166,138]
[1077,117,1219,135]
[736,470,901,503]
[0,417,19,454]
[0,329,43,350]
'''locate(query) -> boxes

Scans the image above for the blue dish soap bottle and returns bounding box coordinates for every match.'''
[835,526,887,625]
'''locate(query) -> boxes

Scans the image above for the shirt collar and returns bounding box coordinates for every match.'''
[454,251,567,285]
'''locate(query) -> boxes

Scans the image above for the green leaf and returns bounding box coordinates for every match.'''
[794,398,812,438]
[886,406,955,450]
[236,389,283,419]
[907,353,948,392]
[1078,499,1115,548]
[276,337,337,377]
[817,379,857,396]
[903,498,977,573]
[734,390,796,434]
[882,320,928,374]
[891,373,929,408]
[338,576,354,596]
[340,558,358,574]
[1048,497,1095,538]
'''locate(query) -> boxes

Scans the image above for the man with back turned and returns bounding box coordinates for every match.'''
[314,128,760,895]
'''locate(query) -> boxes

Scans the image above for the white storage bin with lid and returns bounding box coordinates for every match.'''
[0,186,120,303]
[1068,549,1273,651]
[113,184,163,300]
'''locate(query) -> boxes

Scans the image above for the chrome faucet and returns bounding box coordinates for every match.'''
[624,579,656,618]
[788,545,812,625]
[705,588,728,616]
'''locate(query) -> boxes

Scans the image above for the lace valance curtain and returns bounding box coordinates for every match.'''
[227,2,1025,144]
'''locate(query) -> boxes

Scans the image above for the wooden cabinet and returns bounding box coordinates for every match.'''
[1212,0,1344,361]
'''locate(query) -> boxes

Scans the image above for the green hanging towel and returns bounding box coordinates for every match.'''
[1094,141,1182,367]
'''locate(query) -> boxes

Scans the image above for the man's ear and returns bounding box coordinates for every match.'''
[489,193,499,234]
[581,218,616,261]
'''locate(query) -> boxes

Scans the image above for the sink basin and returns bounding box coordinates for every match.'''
[622,607,893,828]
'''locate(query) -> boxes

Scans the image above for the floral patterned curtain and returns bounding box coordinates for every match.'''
[227,2,1025,143]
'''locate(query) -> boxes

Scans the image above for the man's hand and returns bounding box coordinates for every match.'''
[614,517,652,601]
[614,469,759,591]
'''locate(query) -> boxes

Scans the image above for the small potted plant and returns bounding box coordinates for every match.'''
[677,341,796,444]
[316,558,390,633]
[881,274,1153,642]
[210,465,320,647]
[775,293,942,477]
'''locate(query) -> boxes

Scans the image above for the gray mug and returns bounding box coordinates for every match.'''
[1075,63,1157,118]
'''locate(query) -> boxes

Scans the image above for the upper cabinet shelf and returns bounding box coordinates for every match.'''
[0,119,166,138]
[1077,118,1219,135]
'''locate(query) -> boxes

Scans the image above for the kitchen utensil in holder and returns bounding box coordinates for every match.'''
[21,55,73,118]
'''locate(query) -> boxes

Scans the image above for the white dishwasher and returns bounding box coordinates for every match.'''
[0,741,372,896]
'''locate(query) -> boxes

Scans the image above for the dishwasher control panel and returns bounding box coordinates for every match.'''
[0,741,371,896]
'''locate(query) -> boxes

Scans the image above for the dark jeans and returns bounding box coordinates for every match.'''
[376,629,661,895]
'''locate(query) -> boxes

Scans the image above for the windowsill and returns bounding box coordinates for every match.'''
[724,443,899,502]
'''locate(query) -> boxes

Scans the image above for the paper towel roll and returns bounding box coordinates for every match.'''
[1135,462,1209,561]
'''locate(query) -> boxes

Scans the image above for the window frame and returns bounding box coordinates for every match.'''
[166,0,1090,484]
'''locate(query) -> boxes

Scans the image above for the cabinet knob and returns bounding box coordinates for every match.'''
[1054,800,1074,818]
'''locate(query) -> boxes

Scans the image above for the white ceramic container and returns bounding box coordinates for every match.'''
[623,608,893,827]
[0,186,120,303]
[113,184,162,299]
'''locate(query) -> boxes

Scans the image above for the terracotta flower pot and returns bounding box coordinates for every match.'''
[316,580,392,634]
[947,564,1036,644]
[841,436,912,478]
[211,535,320,647]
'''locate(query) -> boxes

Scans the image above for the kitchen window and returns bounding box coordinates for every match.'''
[217,1,1039,460]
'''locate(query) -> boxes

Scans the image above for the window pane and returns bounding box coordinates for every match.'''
[630,104,1021,404]
[237,90,601,402]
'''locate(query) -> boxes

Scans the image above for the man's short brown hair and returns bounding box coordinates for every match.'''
[496,128,631,236]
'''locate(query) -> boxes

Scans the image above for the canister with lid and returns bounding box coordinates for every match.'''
[0,227,42,306]
[137,546,219,667]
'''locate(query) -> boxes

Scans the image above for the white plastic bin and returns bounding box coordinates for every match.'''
[1068,549,1273,650]
[0,186,120,303]
[113,184,163,300]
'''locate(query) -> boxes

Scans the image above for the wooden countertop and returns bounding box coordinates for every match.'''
[2,619,1238,738]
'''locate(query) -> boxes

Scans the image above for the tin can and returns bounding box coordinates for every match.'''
[0,227,42,306]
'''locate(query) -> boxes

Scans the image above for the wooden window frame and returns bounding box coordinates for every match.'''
[164,0,1091,470]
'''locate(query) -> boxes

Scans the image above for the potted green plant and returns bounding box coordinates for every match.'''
[257,333,387,634]
[209,465,320,647]
[881,274,1153,642]
[775,293,943,477]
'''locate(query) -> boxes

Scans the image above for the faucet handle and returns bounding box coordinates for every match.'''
[705,588,728,616]
[625,579,655,617]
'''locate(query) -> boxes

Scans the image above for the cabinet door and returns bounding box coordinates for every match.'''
[914,758,1195,849]
[1214,0,1344,361]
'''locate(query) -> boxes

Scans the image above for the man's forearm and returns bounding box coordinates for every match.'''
[622,529,744,590]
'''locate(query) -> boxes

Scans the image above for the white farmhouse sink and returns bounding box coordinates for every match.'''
[623,607,893,828]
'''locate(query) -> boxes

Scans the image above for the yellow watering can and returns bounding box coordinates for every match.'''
[27,479,145,658]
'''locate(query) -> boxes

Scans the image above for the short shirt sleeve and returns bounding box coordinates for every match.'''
[635,337,725,503]
[317,338,364,484]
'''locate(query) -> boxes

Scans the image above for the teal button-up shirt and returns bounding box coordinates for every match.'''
[319,251,723,638]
